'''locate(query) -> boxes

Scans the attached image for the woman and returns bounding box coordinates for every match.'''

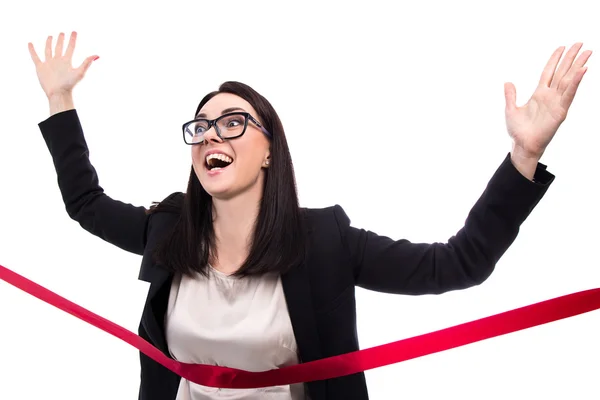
[28,32,590,400]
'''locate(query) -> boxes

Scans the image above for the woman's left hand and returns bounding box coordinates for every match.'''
[504,43,591,172]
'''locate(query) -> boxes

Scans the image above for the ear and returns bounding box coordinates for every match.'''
[263,150,271,168]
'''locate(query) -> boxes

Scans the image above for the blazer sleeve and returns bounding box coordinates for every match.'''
[334,153,555,295]
[39,109,150,256]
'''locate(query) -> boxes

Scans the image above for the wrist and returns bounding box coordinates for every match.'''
[48,92,75,116]
[510,144,541,181]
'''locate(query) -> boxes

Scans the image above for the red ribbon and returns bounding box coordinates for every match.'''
[1,263,599,389]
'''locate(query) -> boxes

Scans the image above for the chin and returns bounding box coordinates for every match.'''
[194,168,233,199]
[202,184,237,200]
[198,177,234,198]
[193,162,263,201]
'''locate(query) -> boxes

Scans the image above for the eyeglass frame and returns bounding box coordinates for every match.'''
[182,112,272,145]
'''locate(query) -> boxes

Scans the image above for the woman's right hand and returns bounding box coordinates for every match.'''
[28,32,98,99]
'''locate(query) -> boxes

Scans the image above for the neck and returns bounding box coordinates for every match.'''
[211,182,263,274]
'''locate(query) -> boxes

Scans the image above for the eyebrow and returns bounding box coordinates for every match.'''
[196,107,246,118]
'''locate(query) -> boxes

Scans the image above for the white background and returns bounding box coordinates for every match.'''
[0,0,599,398]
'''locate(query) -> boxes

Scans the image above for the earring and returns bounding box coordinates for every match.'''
[265,159,270,166]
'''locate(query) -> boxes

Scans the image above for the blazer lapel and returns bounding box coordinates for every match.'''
[138,212,179,356]
[281,255,326,399]
[139,255,173,356]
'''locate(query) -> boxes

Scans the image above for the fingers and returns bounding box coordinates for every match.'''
[55,32,65,57]
[504,82,517,112]
[574,49,593,68]
[560,67,588,110]
[31,31,78,65]
[44,36,53,60]
[538,46,565,87]
[550,43,584,88]
[28,42,41,66]
[76,55,99,77]
[557,50,592,94]
[538,42,591,105]
[64,31,77,59]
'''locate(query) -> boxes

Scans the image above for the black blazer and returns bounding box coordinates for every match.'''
[39,110,554,400]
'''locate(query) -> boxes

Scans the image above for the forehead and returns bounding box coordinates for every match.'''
[197,93,257,118]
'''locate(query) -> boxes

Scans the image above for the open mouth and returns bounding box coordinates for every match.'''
[206,153,234,171]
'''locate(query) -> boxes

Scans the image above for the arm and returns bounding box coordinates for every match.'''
[336,154,554,295]
[39,96,150,255]
[30,33,151,255]
[340,42,590,294]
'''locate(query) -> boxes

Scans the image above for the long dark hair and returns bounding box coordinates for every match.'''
[147,81,306,277]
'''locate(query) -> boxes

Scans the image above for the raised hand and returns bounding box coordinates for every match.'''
[28,32,98,99]
[504,43,592,163]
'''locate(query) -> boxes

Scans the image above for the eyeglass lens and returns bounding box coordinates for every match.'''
[185,114,247,144]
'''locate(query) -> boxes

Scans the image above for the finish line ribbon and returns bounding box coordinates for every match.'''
[1,263,599,389]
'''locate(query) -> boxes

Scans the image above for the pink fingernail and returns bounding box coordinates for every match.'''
[93,56,100,61]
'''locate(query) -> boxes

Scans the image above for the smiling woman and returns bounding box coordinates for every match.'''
[149,84,307,281]
[26,31,590,400]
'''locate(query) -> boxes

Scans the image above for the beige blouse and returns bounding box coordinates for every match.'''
[165,266,306,399]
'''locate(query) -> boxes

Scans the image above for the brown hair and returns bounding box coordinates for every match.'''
[148,81,306,277]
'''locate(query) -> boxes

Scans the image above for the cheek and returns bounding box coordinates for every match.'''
[231,135,269,167]
[191,146,206,167]
[232,145,265,172]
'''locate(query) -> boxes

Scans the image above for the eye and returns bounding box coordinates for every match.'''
[193,120,210,135]
[220,115,245,129]
[226,117,244,127]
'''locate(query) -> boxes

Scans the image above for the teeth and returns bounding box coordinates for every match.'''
[206,153,233,164]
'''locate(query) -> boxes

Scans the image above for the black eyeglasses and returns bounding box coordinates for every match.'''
[182,112,272,145]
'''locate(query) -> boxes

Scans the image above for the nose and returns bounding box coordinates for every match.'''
[202,125,223,144]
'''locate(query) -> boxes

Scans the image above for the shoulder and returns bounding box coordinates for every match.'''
[160,191,185,207]
[147,191,185,215]
[143,192,184,241]
[301,204,351,230]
